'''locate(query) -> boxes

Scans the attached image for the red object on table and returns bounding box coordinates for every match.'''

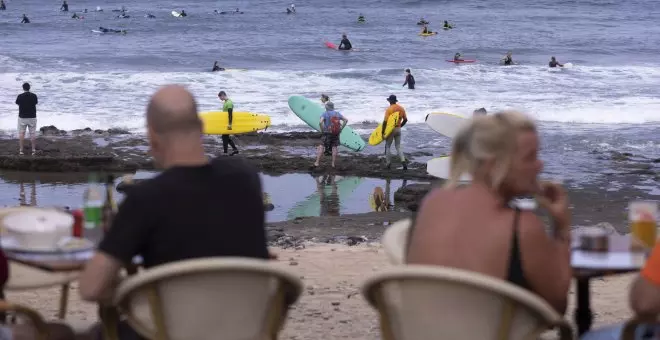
[72,209,84,237]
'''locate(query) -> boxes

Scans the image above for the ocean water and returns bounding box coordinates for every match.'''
[1,0,660,187]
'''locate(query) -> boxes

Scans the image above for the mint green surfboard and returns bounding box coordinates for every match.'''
[288,96,366,152]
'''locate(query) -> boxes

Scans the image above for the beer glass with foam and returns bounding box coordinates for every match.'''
[629,201,658,249]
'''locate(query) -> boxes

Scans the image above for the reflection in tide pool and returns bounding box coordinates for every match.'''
[0,171,414,222]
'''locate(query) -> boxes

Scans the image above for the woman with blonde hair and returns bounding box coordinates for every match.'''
[407,111,572,313]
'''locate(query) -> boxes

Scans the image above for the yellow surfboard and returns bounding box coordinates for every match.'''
[199,111,271,135]
[368,112,400,146]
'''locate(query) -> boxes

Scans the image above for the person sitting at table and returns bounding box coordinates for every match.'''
[581,243,660,339]
[406,111,572,313]
[78,85,269,338]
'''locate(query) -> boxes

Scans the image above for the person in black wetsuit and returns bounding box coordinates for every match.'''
[443,20,453,29]
[502,51,514,66]
[212,61,224,72]
[549,56,563,68]
[421,24,433,34]
[338,34,352,51]
[146,13,156,18]
[180,10,187,17]
[402,69,415,90]
[417,17,428,25]
[20,14,30,23]
[0,0,6,11]
[60,1,68,12]
[71,12,80,19]
[454,52,464,61]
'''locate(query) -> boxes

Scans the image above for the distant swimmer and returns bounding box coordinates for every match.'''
[71,12,81,19]
[473,108,487,116]
[357,14,365,23]
[402,68,415,89]
[289,4,296,13]
[453,52,464,61]
[338,34,352,50]
[417,17,429,25]
[145,13,156,18]
[443,20,453,29]
[83,8,88,13]
[286,7,293,14]
[180,10,187,17]
[212,61,225,72]
[549,56,564,68]
[421,24,433,34]
[99,26,124,33]
[117,13,130,18]
[0,0,6,11]
[60,0,68,12]
[20,14,30,23]
[501,51,514,66]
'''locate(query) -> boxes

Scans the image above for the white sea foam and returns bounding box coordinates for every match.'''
[1,63,659,133]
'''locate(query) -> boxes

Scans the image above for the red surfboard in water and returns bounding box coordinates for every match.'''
[324,41,338,50]
[446,60,477,63]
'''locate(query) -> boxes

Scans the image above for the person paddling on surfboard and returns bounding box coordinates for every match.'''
[218,91,239,156]
[357,14,365,23]
[212,61,225,72]
[549,56,564,68]
[313,101,347,169]
[443,20,453,29]
[20,14,30,23]
[338,34,352,51]
[501,51,514,66]
[421,24,433,34]
[180,10,187,17]
[382,95,409,170]
[454,53,464,62]
[402,69,415,90]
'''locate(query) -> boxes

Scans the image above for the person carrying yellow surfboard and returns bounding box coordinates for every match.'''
[382,95,408,170]
[217,91,239,155]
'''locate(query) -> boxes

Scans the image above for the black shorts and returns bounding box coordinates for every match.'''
[322,133,339,151]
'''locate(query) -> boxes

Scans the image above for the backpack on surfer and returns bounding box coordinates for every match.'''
[313,101,347,169]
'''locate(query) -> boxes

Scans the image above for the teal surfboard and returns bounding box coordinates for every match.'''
[288,96,366,151]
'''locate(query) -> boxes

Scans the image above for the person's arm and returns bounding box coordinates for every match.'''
[403,76,408,87]
[319,115,325,132]
[227,106,233,126]
[34,94,37,105]
[630,246,660,315]
[15,95,19,105]
[79,192,150,302]
[340,114,348,130]
[400,109,408,128]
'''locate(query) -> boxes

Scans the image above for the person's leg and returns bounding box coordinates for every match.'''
[28,119,36,154]
[17,119,25,155]
[331,146,338,168]
[394,128,406,169]
[221,135,229,153]
[384,134,394,168]
[314,144,323,167]
[227,136,238,154]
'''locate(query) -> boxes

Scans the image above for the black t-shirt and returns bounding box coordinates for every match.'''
[99,157,269,269]
[15,92,38,118]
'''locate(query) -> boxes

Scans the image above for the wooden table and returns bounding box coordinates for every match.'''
[571,233,647,336]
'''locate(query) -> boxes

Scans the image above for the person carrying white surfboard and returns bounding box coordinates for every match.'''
[382,95,408,170]
[313,101,347,169]
[218,91,239,155]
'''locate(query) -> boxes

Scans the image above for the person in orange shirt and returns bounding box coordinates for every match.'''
[381,95,408,170]
[581,245,660,339]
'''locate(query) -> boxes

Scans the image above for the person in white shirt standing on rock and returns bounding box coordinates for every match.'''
[15,82,38,156]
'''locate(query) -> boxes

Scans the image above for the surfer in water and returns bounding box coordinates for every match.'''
[417,17,429,25]
[402,69,415,90]
[0,0,6,11]
[212,61,225,72]
[99,27,123,33]
[454,53,464,62]
[338,34,352,51]
[421,24,433,34]
[502,51,514,66]
[549,56,564,68]
[60,1,69,11]
[71,12,81,19]
[218,91,239,156]
[145,13,156,18]
[357,14,365,22]
[473,108,487,116]
[180,10,187,17]
[20,14,30,23]
[314,101,347,169]
[443,20,453,29]
[287,4,296,13]
[320,94,330,104]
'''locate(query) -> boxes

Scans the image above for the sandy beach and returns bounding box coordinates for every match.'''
[6,242,637,339]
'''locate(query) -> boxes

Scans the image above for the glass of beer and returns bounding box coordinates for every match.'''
[629,201,658,249]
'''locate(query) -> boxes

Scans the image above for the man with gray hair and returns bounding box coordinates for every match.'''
[313,101,347,169]
[15,82,38,155]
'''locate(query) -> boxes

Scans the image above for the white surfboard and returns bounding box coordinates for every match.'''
[171,10,182,17]
[425,112,469,139]
[563,62,573,68]
[427,156,472,181]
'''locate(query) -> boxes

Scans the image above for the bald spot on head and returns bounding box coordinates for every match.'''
[146,85,202,135]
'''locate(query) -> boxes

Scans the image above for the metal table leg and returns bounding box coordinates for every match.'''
[575,277,593,336]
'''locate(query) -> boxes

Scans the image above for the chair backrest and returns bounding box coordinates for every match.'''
[381,219,411,265]
[362,266,564,340]
[114,257,303,340]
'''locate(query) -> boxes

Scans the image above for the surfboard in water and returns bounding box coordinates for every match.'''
[446,60,476,63]
[325,41,338,50]
[171,10,182,17]
[287,95,366,152]
[425,112,469,139]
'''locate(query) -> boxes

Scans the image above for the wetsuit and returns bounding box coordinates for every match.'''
[444,22,452,29]
[0,2,6,10]
[221,99,238,155]
[403,74,415,89]
[358,16,365,22]
[72,13,79,19]
[146,14,155,18]
[61,2,68,11]
[212,65,224,72]
[422,28,431,34]
[180,11,187,17]
[549,60,562,68]
[503,56,513,66]
[338,38,352,51]
[21,16,30,23]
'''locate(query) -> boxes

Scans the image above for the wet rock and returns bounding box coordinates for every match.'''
[394,183,436,211]
[610,151,633,162]
[108,128,131,135]
[40,125,67,136]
